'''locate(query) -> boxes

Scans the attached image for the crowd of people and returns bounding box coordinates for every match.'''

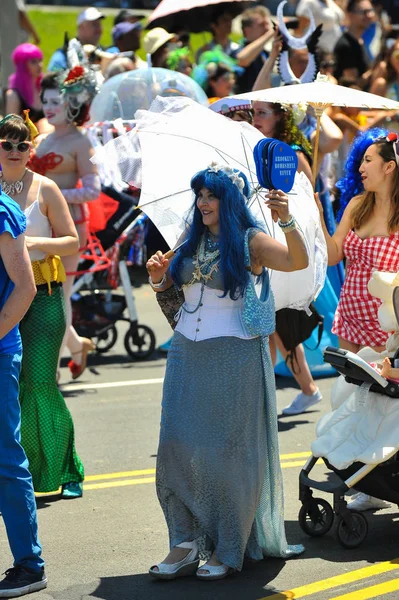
[0,0,398,596]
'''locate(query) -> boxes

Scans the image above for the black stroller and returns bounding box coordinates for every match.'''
[298,343,399,548]
[71,188,156,360]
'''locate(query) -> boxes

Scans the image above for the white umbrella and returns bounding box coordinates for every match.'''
[231,74,399,183]
[93,96,327,310]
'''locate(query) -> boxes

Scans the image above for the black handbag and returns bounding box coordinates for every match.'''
[275,305,324,373]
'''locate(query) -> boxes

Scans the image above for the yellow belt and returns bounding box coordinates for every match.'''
[31,254,66,295]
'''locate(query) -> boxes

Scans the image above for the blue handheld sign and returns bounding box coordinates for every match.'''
[254,138,298,192]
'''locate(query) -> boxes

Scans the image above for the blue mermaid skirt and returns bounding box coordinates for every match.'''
[156,331,303,571]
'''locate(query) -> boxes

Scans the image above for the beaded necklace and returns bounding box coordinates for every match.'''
[180,230,220,315]
[185,230,220,288]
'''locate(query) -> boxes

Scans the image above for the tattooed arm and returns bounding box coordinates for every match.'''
[0,232,36,339]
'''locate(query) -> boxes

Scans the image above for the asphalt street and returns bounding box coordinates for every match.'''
[1,274,399,600]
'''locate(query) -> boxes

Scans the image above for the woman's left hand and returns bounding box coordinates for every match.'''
[264,189,290,223]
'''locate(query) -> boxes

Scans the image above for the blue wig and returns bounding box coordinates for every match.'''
[170,167,263,299]
[336,127,388,222]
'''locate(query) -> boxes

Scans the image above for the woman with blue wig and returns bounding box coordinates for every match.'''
[146,164,308,580]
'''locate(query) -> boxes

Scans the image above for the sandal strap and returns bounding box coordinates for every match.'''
[176,541,197,550]
[198,563,230,576]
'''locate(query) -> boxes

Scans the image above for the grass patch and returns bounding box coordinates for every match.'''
[28,9,239,70]
[28,9,115,67]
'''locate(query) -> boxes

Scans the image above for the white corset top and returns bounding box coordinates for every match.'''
[175,283,256,342]
[24,199,51,261]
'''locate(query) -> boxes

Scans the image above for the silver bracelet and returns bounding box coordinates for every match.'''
[278,215,297,233]
[280,221,298,234]
[148,273,167,289]
[278,215,295,228]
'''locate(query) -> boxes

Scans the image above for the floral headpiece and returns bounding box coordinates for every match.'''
[207,162,245,192]
[279,101,308,126]
[56,38,100,122]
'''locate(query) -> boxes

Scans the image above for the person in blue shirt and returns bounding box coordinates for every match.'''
[107,21,142,56]
[48,6,105,72]
[0,190,46,597]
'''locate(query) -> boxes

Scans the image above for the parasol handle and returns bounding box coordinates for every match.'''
[147,249,174,275]
[164,248,175,260]
[164,239,188,260]
[147,241,188,272]
[309,102,331,189]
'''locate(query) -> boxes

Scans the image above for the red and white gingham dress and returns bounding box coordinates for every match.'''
[332,229,399,346]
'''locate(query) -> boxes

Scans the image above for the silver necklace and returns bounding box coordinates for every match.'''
[0,169,27,196]
[185,232,220,287]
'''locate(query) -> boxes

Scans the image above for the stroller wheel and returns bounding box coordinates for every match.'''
[124,324,156,360]
[298,498,334,537]
[335,512,368,548]
[95,325,118,353]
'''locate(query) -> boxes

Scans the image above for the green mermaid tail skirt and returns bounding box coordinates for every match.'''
[19,285,84,493]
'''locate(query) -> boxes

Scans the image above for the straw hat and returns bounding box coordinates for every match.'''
[143,27,176,55]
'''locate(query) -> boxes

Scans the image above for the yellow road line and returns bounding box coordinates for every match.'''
[82,462,321,489]
[81,459,319,488]
[261,559,399,600]
[281,459,322,469]
[84,468,156,481]
[331,577,399,600]
[34,451,320,496]
[81,452,314,484]
[280,452,312,460]
[84,477,155,491]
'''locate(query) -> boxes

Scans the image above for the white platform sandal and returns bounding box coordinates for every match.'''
[149,541,199,580]
[196,563,234,581]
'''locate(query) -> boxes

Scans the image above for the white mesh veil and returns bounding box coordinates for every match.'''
[92,95,328,310]
[92,96,204,189]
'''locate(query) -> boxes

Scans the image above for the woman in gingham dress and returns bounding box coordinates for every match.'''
[317,132,399,353]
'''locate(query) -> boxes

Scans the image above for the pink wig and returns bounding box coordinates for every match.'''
[8,43,43,107]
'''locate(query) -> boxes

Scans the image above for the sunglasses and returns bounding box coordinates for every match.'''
[0,140,31,153]
[353,8,375,15]
[219,72,235,82]
[320,60,336,68]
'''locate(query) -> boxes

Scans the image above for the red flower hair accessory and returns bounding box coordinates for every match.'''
[386,132,398,143]
[64,65,85,86]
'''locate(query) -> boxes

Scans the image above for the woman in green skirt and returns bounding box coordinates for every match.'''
[0,111,84,498]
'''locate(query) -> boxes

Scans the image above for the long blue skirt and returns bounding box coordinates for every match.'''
[156,331,303,571]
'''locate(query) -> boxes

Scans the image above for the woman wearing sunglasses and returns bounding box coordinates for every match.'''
[0,112,85,499]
